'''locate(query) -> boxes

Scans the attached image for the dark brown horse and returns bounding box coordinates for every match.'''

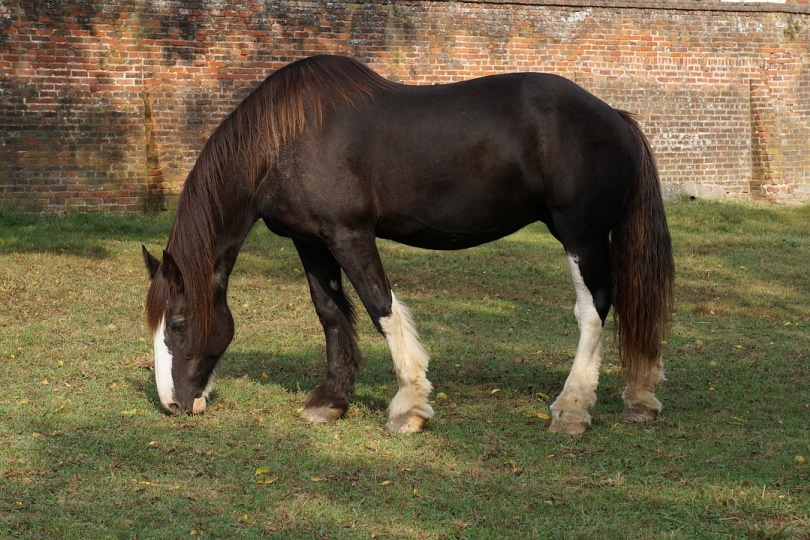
[143,55,674,434]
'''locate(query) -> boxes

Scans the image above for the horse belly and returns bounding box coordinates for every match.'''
[375,190,539,251]
[370,159,542,250]
[379,223,528,250]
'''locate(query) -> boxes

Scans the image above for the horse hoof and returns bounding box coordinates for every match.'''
[548,418,589,435]
[386,412,427,434]
[300,405,345,423]
[621,405,658,422]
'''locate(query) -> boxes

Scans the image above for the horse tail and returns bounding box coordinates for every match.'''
[611,110,675,383]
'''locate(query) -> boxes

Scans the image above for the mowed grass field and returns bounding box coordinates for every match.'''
[0,199,808,539]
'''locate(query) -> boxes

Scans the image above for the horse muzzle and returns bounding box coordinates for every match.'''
[163,396,207,415]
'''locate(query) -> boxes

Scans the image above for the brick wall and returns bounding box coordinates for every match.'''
[1,0,809,212]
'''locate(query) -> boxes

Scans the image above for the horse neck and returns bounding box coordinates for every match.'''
[208,182,258,292]
[169,164,258,299]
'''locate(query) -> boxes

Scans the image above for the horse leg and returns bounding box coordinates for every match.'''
[549,249,611,435]
[621,357,665,422]
[330,235,434,433]
[295,241,362,423]
[379,291,434,432]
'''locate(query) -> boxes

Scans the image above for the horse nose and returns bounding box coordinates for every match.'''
[167,402,181,415]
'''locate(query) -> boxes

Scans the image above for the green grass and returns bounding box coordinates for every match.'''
[1,200,808,539]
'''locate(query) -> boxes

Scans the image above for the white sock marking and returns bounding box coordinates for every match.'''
[379,292,434,421]
[153,316,176,411]
[550,255,604,422]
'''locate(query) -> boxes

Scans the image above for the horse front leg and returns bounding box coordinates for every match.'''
[549,252,610,435]
[331,234,434,433]
[378,292,434,432]
[295,241,363,423]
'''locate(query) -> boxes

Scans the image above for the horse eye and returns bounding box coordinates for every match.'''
[169,320,186,333]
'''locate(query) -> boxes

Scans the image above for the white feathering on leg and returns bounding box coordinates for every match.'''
[380,292,434,421]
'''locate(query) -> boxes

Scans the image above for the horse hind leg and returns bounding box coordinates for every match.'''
[549,251,610,435]
[621,356,665,422]
[295,241,362,423]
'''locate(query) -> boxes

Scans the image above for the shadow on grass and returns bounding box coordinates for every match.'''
[0,208,172,258]
[12,344,809,539]
[666,199,810,312]
[7,405,565,538]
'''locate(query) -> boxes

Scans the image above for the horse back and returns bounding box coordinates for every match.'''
[261,71,639,250]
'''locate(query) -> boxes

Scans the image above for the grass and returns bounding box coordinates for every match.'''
[0,199,808,539]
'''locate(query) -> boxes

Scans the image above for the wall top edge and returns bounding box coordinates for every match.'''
[448,0,810,14]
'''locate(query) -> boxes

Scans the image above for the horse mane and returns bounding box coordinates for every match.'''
[146,56,397,336]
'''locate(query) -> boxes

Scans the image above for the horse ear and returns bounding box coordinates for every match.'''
[142,245,161,279]
[161,250,185,293]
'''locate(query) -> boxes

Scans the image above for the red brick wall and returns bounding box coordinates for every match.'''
[1,0,809,212]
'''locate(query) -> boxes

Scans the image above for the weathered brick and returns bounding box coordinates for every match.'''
[1,0,809,213]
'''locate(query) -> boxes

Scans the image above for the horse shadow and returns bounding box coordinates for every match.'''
[128,348,396,416]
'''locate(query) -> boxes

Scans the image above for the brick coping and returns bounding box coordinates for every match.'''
[454,0,810,14]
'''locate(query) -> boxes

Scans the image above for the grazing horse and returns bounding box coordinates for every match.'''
[142,55,674,435]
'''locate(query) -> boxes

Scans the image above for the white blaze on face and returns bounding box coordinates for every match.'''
[153,316,176,411]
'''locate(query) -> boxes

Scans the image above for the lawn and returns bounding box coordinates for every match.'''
[0,199,808,538]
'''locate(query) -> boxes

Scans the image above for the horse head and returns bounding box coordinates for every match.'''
[142,246,233,415]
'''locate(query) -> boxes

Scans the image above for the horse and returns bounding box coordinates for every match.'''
[142,55,674,435]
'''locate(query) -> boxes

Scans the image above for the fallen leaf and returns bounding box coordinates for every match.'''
[254,467,272,476]
[380,480,393,486]
[257,477,278,485]
[491,388,501,394]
